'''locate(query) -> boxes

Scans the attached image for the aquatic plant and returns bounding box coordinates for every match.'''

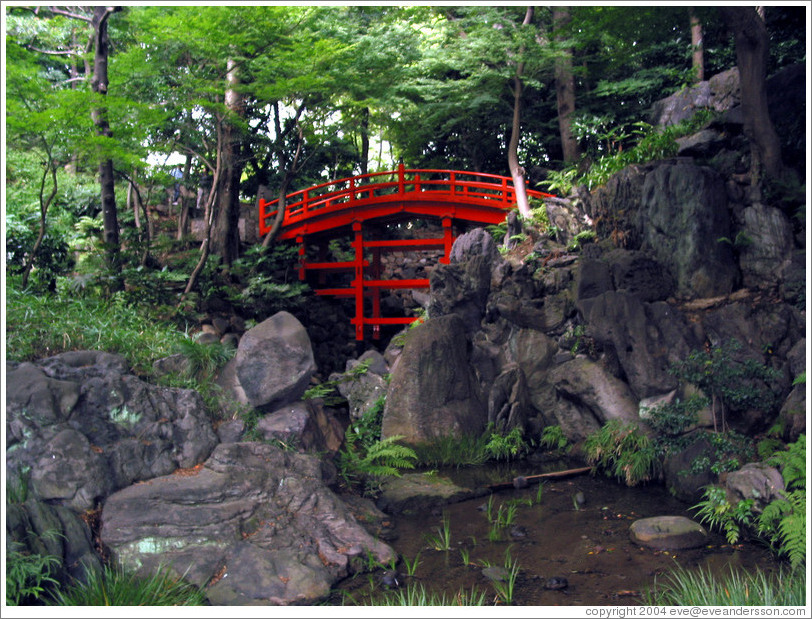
[425,512,452,551]
[643,565,805,606]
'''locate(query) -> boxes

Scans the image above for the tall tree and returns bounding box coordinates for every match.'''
[90,6,123,285]
[720,6,784,183]
[552,6,580,163]
[211,56,244,265]
[689,7,705,82]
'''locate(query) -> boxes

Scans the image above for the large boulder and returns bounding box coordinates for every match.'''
[6,351,218,512]
[578,291,702,399]
[100,442,394,605]
[639,161,739,298]
[738,203,794,289]
[218,311,317,412]
[548,356,642,433]
[381,315,487,444]
[428,228,502,332]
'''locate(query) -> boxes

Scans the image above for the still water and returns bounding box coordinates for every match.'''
[331,461,780,606]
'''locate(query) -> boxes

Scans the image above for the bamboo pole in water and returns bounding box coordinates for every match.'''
[487,466,593,491]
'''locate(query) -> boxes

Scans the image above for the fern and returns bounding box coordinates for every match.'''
[758,435,806,567]
[769,434,805,492]
[338,433,417,494]
[358,435,418,477]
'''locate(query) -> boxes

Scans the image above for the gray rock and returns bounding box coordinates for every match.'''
[220,311,317,411]
[640,162,739,298]
[629,516,707,550]
[6,352,218,511]
[256,400,343,454]
[382,315,487,445]
[578,291,700,399]
[738,204,794,289]
[724,462,785,509]
[376,472,484,515]
[101,442,394,605]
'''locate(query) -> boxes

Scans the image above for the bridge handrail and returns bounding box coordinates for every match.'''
[259,164,552,235]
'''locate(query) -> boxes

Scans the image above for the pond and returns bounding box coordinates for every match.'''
[329,460,781,607]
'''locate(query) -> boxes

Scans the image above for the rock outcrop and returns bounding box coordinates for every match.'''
[101,441,394,605]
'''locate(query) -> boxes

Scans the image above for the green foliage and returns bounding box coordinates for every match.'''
[367,582,488,606]
[758,435,806,567]
[337,434,418,495]
[539,425,570,453]
[484,425,529,462]
[5,277,181,376]
[412,433,490,468]
[643,394,706,437]
[567,229,596,251]
[644,565,805,607]
[692,485,754,544]
[584,420,658,486]
[425,512,452,551]
[692,435,806,567]
[489,548,520,605]
[48,564,206,606]
[336,395,417,494]
[173,336,235,382]
[669,339,782,432]
[6,543,60,606]
[538,167,578,197]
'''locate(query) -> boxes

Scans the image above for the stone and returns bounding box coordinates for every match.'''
[376,472,484,515]
[639,162,739,298]
[577,291,699,399]
[220,311,317,411]
[6,351,218,512]
[738,204,794,289]
[629,516,707,550]
[256,400,343,454]
[382,315,487,445]
[101,442,394,605]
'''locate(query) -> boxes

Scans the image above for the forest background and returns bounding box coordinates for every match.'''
[3,3,808,340]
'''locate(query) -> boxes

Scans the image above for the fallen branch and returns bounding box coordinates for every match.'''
[487,466,592,492]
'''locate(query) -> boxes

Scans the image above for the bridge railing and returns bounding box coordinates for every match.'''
[259,164,551,236]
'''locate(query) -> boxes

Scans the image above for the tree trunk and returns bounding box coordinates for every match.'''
[689,7,704,82]
[262,124,304,249]
[21,162,58,289]
[507,6,534,219]
[211,57,245,266]
[91,6,122,289]
[553,7,580,164]
[721,7,783,182]
[359,107,370,176]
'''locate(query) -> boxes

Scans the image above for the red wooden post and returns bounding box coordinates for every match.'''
[371,247,382,340]
[353,222,365,341]
[398,162,405,196]
[296,235,306,281]
[441,217,453,264]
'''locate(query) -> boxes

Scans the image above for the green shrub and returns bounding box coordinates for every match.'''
[483,425,529,461]
[539,425,570,453]
[668,339,781,433]
[6,544,60,606]
[584,420,658,486]
[643,565,805,606]
[48,564,206,606]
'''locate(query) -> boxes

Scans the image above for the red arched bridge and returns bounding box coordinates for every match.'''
[258,164,553,341]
